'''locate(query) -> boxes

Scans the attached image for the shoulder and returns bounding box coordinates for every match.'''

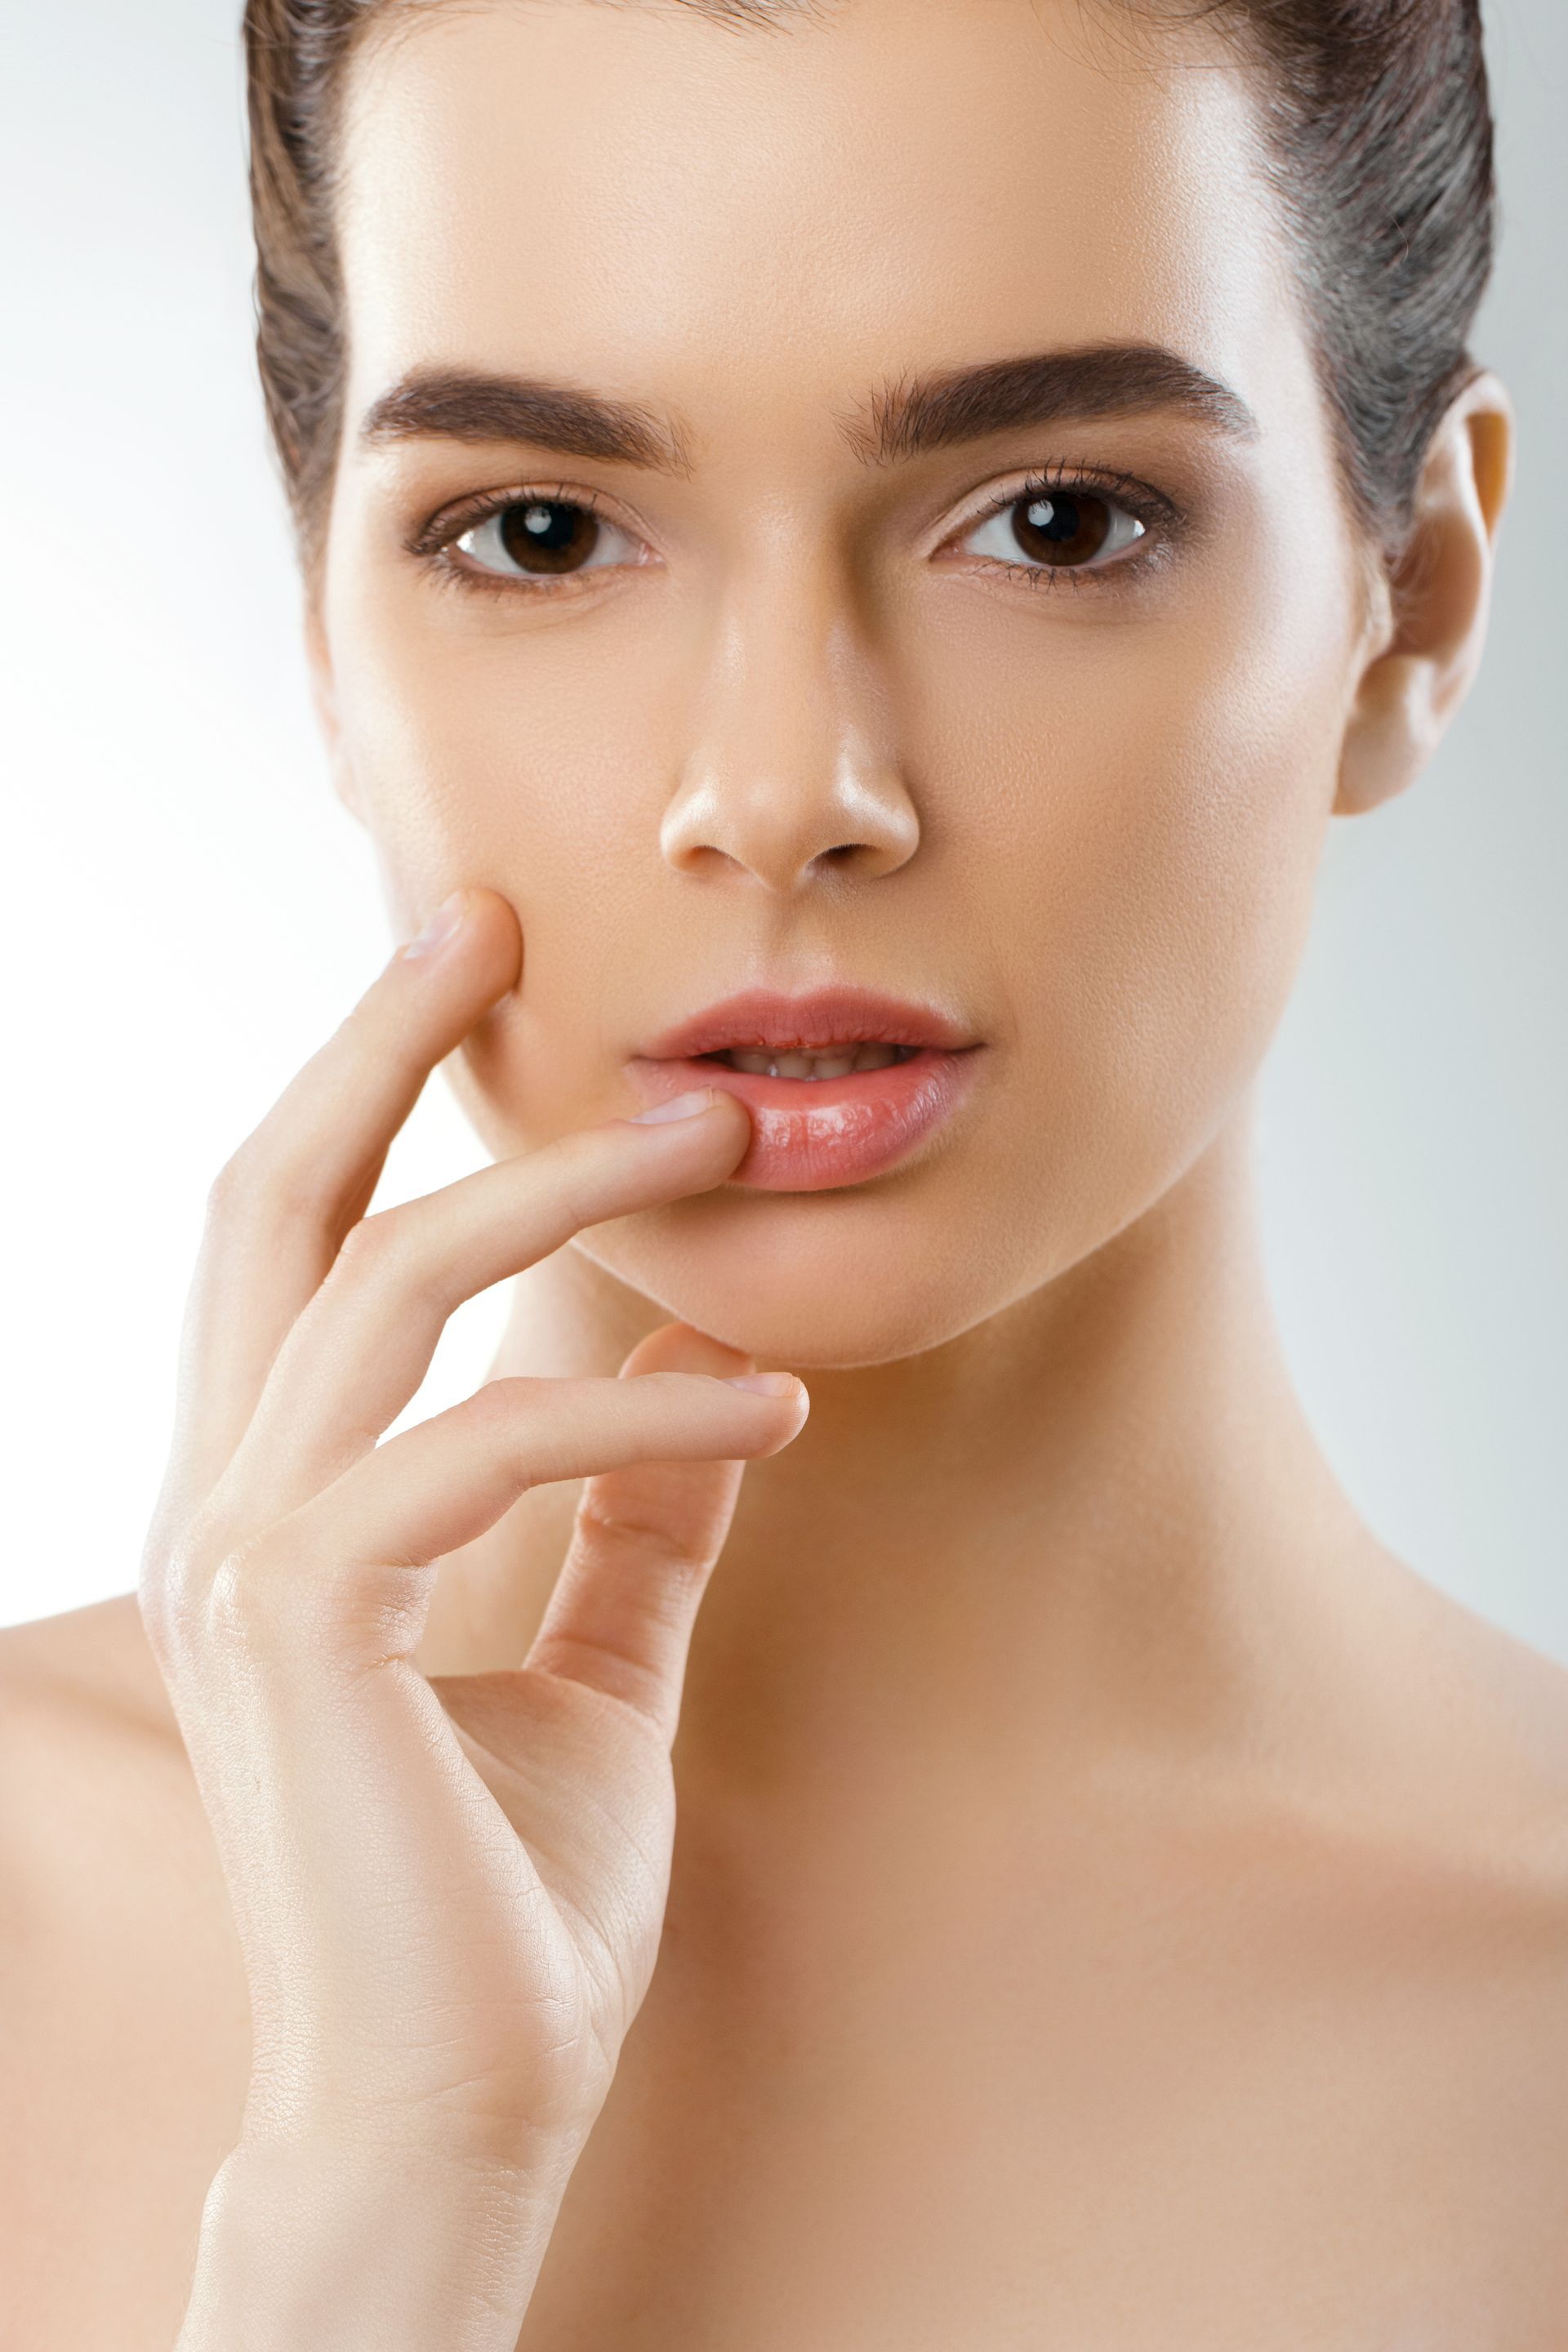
[0,1600,247,2340]
[0,1588,174,1726]
[0,1594,189,1872]
[0,1593,223,1993]
[1402,1571,1568,1851]
[1307,1561,1568,2003]
[1185,1547,1568,1976]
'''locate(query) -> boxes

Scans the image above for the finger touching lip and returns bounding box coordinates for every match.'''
[630,1052,978,1191]
[626,983,983,1193]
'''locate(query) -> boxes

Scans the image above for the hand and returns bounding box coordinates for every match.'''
[140,888,808,2350]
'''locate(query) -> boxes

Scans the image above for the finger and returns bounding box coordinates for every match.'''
[216,1092,752,1529]
[163,888,522,1512]
[199,1369,808,1677]
[526,1324,770,1742]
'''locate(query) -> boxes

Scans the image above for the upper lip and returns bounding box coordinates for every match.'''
[640,987,978,1062]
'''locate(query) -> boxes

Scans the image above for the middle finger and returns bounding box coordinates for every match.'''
[214,1091,751,1527]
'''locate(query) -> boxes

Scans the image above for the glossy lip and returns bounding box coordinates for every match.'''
[629,987,984,1192]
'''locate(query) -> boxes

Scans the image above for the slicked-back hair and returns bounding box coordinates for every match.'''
[243,0,1494,572]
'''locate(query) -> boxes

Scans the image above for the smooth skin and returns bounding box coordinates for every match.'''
[3,1,1567,2346]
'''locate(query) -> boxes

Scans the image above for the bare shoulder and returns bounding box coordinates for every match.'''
[0,1588,237,2041]
[1312,1557,1568,2038]
[0,1599,247,2342]
[0,1589,175,1728]
[0,1594,190,1886]
[1395,1565,1568,1855]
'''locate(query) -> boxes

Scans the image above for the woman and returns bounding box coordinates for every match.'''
[2,0,1563,2341]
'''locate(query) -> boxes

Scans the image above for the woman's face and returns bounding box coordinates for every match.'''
[320,0,1373,1367]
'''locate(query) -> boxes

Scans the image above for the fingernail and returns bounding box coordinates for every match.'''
[632,1089,718,1124]
[399,889,467,960]
[726,1372,803,1397]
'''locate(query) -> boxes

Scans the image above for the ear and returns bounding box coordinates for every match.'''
[1335,372,1515,817]
[304,594,367,826]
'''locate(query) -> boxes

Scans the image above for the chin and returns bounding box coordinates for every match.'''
[572,1178,1043,1370]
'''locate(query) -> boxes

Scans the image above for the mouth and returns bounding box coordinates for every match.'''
[700,1041,920,1080]
[628,987,983,1192]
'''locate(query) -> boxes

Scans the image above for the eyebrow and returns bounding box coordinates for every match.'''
[358,342,1257,472]
[850,343,1258,464]
[360,371,692,471]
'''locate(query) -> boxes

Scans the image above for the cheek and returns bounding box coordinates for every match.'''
[333,636,594,891]
[893,576,1354,1241]
[329,594,664,1036]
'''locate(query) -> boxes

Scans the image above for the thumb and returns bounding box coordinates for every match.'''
[523,1325,802,1737]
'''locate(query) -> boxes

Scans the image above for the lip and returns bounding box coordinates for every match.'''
[630,987,983,1192]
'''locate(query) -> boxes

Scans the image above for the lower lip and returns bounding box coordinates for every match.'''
[628,1049,981,1191]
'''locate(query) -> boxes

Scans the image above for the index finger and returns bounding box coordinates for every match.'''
[163,889,522,1512]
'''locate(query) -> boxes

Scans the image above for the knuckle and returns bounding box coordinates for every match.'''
[529,1130,605,1235]
[467,1377,552,1473]
[203,1534,293,1655]
[335,988,397,1058]
[203,1145,261,1226]
[332,992,422,1097]
[136,1558,190,1673]
[205,1135,327,1235]
[468,1374,530,1429]
[332,1204,429,1298]
[575,1494,709,1581]
[137,1519,239,1672]
[330,1214,434,1321]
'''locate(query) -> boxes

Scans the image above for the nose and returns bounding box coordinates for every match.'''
[659,569,920,893]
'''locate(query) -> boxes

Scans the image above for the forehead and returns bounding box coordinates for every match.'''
[336,0,1301,446]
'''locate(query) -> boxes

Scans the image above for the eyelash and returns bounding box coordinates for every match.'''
[406,463,1181,599]
[408,480,621,578]
[951,464,1178,594]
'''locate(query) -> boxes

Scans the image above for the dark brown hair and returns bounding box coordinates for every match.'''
[243,0,1494,568]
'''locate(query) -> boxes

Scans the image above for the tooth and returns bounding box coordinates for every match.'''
[730,1052,773,1076]
[812,1055,856,1079]
[773,1054,813,1078]
[853,1044,900,1071]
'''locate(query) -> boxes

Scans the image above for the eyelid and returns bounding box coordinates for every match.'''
[405,479,653,564]
[936,461,1178,546]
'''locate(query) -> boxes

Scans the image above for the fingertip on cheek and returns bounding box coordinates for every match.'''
[394,892,522,1015]
[399,889,470,960]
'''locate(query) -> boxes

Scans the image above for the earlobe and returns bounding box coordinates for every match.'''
[1334,372,1514,818]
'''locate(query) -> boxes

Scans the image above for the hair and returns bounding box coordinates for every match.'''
[242,0,1494,572]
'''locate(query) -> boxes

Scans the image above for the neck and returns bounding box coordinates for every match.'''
[419,1097,1379,1802]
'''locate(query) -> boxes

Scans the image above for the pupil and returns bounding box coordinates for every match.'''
[1013,492,1111,567]
[498,499,599,574]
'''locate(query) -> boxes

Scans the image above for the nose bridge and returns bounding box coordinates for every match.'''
[660,547,920,891]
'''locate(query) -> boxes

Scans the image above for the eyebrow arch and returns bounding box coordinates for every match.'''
[359,370,693,472]
[849,344,1258,464]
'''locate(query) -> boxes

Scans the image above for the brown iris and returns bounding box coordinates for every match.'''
[1009,490,1113,568]
[497,499,601,574]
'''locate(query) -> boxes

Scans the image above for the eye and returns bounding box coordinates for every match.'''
[453,497,642,581]
[956,484,1146,576]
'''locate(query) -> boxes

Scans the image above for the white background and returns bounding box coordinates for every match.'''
[0,2,1562,1644]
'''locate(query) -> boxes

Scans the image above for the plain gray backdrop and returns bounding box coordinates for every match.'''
[0,1,1562,1642]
